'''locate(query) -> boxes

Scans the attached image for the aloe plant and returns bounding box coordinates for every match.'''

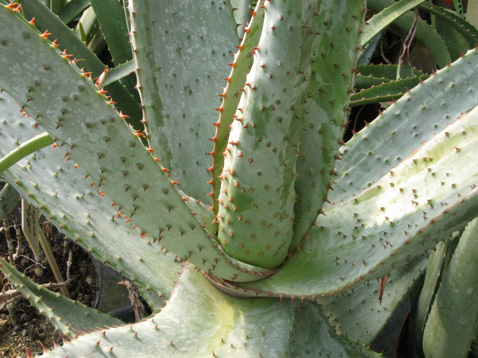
[1,0,478,356]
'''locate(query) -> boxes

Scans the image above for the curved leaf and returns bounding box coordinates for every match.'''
[225,99,478,298]
[361,0,426,46]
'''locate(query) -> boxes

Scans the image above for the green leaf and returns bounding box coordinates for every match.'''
[356,64,426,84]
[230,0,253,38]
[39,265,381,357]
[216,0,322,268]
[58,0,90,25]
[89,0,131,65]
[321,255,426,345]
[0,183,20,219]
[292,0,367,247]
[407,234,459,354]
[422,218,478,358]
[102,60,135,87]
[334,49,478,204]
[362,0,426,46]
[0,4,269,282]
[17,0,143,128]
[226,87,478,298]
[210,1,265,216]
[426,2,478,40]
[350,76,424,107]
[0,91,179,309]
[368,0,451,68]
[0,257,123,336]
[128,0,239,204]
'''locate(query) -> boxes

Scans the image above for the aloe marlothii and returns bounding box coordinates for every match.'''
[1,0,478,356]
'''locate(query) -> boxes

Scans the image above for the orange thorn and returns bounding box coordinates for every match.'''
[6,3,18,10]
[40,30,51,39]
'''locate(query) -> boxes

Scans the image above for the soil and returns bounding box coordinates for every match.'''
[0,213,100,358]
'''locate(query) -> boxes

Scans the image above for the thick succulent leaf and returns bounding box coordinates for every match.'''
[211,0,264,215]
[89,0,137,95]
[39,265,381,357]
[231,0,254,37]
[128,0,239,203]
[368,0,451,68]
[0,4,269,282]
[321,255,426,345]
[407,234,459,354]
[290,303,382,358]
[422,218,478,358]
[361,0,426,46]
[332,48,478,205]
[217,0,321,268]
[17,0,142,127]
[0,91,178,309]
[228,103,478,297]
[292,0,366,246]
[0,257,123,336]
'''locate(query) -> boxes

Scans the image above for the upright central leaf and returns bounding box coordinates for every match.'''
[217,0,318,268]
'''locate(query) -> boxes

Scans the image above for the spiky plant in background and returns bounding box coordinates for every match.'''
[1,0,478,356]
